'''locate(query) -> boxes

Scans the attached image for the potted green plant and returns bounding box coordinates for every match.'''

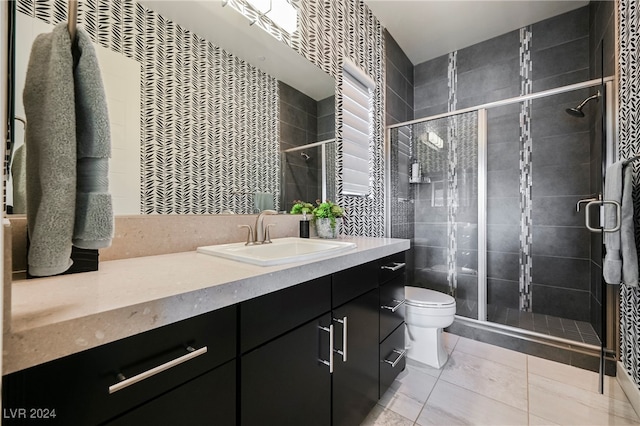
[311,200,344,239]
[290,200,314,218]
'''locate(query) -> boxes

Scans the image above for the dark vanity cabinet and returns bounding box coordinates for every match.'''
[378,252,407,398]
[3,251,407,426]
[331,263,380,426]
[240,277,333,426]
[2,305,237,426]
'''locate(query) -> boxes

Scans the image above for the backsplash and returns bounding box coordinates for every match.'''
[8,214,303,276]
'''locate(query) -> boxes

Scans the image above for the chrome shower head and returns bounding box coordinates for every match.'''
[565,91,600,117]
[301,152,311,161]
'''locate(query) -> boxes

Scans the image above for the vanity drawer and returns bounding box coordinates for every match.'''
[379,323,406,398]
[379,252,407,285]
[3,305,236,426]
[332,260,379,308]
[240,276,331,353]
[380,275,405,342]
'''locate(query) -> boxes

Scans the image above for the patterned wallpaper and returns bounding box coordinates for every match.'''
[618,0,640,391]
[15,0,386,235]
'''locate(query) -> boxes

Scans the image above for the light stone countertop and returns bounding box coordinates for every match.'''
[4,236,409,375]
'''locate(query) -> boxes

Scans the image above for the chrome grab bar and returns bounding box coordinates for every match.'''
[383,349,407,368]
[381,299,405,313]
[381,262,406,272]
[318,324,334,373]
[109,346,207,394]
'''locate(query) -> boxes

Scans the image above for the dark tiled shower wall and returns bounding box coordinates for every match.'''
[385,30,416,281]
[411,6,613,323]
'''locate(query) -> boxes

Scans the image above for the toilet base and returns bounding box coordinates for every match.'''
[405,325,449,369]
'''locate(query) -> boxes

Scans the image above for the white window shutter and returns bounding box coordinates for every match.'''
[341,61,373,196]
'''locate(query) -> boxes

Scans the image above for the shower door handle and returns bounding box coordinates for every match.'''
[584,200,621,233]
[576,197,598,212]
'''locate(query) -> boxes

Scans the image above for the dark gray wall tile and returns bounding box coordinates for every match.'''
[532,163,590,197]
[532,36,589,82]
[531,284,590,321]
[487,197,519,225]
[532,255,590,290]
[532,68,591,92]
[488,168,520,197]
[457,59,520,99]
[458,30,519,73]
[532,226,590,258]
[532,195,585,227]
[487,251,519,281]
[488,142,519,171]
[532,6,589,51]
[487,278,520,308]
[487,224,520,253]
[532,132,590,167]
[415,79,449,111]
[415,104,448,120]
[414,54,448,87]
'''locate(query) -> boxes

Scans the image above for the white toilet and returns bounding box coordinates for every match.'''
[404,286,456,369]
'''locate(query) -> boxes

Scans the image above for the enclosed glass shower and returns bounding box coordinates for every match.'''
[387,78,615,349]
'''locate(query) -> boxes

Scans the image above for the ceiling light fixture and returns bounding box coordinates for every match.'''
[246,0,298,34]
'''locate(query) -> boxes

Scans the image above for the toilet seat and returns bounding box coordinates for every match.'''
[405,286,456,308]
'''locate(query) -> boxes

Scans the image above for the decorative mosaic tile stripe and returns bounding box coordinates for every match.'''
[447,51,458,294]
[518,26,533,312]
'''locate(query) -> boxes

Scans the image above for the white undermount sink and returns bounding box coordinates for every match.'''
[197,237,357,266]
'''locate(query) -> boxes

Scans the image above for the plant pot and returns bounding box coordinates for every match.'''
[315,218,342,239]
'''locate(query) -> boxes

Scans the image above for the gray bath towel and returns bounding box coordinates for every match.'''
[72,27,113,249]
[604,160,638,286]
[24,23,76,276]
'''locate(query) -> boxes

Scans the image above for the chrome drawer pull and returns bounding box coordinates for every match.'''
[381,299,405,313]
[333,316,348,362]
[318,324,334,373]
[381,262,406,272]
[109,346,208,394]
[383,349,407,368]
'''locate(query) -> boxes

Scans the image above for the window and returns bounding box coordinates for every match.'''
[342,60,374,196]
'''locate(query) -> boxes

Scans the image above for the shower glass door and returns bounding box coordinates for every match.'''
[401,111,480,318]
[484,86,603,344]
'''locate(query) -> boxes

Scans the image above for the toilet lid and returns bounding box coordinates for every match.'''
[405,287,456,307]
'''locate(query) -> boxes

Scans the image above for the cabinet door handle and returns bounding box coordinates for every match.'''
[381,262,406,271]
[318,324,334,373]
[108,346,207,394]
[333,316,347,362]
[383,349,407,368]
[381,299,405,313]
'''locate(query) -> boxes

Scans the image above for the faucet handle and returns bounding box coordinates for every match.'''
[264,224,276,244]
[238,224,254,246]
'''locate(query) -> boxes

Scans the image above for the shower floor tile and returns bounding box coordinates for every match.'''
[486,306,601,345]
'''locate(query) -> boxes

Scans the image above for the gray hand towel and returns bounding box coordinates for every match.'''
[604,160,638,286]
[72,27,114,249]
[24,23,76,277]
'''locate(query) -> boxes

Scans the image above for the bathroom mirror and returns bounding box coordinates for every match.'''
[9,0,335,215]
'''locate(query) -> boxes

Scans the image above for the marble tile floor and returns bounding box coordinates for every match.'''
[362,333,640,426]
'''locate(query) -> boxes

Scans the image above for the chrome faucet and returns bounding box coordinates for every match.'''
[254,209,277,244]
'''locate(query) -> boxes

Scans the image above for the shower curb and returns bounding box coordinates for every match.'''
[447,316,617,377]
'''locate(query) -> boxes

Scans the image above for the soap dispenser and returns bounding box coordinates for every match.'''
[410,158,422,183]
[299,212,310,238]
